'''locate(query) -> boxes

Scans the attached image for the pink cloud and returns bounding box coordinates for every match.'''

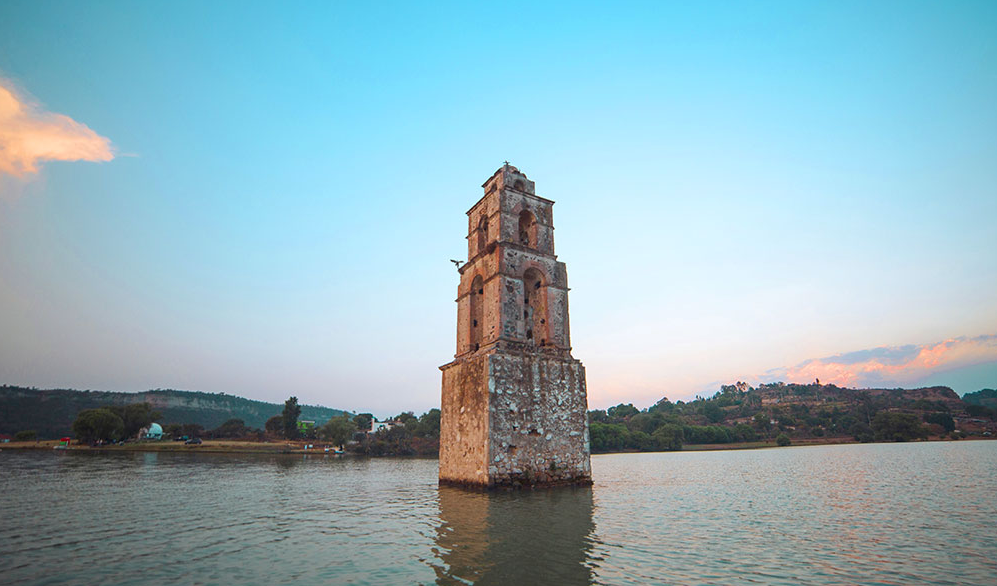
[776,335,997,388]
[0,80,114,177]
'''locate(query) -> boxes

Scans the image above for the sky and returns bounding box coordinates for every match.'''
[1,0,995,417]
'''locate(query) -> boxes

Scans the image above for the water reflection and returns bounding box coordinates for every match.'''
[433,486,596,585]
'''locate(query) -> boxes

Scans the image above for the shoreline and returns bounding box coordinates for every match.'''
[594,434,995,454]
[0,439,343,455]
[2,435,992,456]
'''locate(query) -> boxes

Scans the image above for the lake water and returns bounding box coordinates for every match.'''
[2,442,996,585]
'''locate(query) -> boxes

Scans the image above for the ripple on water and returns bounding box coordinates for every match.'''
[1,442,996,585]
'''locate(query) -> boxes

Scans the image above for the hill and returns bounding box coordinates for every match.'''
[0,385,349,438]
[588,382,997,453]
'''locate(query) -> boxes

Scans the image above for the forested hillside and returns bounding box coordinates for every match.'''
[0,386,348,438]
[589,382,997,453]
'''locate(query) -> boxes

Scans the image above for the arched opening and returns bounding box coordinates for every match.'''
[476,216,489,254]
[513,179,525,191]
[470,275,484,351]
[518,210,537,248]
[522,268,547,346]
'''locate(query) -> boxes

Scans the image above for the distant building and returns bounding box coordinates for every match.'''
[369,419,397,434]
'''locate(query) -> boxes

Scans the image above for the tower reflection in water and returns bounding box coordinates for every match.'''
[432,486,596,585]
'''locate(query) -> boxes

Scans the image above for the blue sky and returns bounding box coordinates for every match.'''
[1,1,996,416]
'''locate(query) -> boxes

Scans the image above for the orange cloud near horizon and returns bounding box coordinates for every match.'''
[0,80,114,177]
[783,336,997,389]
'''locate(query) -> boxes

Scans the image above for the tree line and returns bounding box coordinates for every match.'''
[67,395,441,455]
[587,381,994,453]
[46,384,997,453]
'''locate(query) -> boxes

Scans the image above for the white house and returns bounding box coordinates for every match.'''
[369,419,398,433]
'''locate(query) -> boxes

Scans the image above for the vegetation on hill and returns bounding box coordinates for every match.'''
[0,385,348,438]
[963,388,997,403]
[588,382,996,453]
[962,389,997,417]
[6,382,994,454]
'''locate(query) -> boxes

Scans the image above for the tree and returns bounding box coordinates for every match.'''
[265,415,283,437]
[415,409,441,438]
[872,412,927,442]
[702,402,724,424]
[107,403,161,439]
[965,404,995,419]
[212,418,249,439]
[753,412,772,435]
[627,412,657,434]
[923,412,955,433]
[14,430,37,441]
[647,398,675,414]
[179,423,204,438]
[365,424,416,456]
[589,422,628,452]
[393,412,417,425]
[588,409,609,424]
[607,403,639,421]
[850,422,874,443]
[732,423,757,442]
[319,415,357,447]
[72,408,124,444]
[352,413,373,432]
[282,396,301,440]
[776,433,791,447]
[652,424,683,451]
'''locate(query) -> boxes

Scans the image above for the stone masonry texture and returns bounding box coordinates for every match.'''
[440,164,592,489]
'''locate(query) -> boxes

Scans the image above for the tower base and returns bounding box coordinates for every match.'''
[439,347,592,489]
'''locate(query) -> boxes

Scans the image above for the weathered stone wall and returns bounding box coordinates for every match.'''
[468,165,553,260]
[498,248,570,350]
[455,250,502,356]
[466,200,500,260]
[441,350,591,489]
[486,352,591,487]
[498,192,555,256]
[546,286,569,350]
[442,164,590,490]
[439,355,491,486]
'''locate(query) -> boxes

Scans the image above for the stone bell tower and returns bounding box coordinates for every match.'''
[439,164,592,489]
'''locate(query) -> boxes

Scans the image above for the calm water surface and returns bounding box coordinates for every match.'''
[2,442,996,585]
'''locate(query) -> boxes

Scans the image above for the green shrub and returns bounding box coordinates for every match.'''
[72,408,124,443]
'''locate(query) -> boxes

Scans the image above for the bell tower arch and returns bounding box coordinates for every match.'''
[440,164,591,489]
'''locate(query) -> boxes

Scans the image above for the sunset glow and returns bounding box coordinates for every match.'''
[0,81,114,178]
[776,336,997,390]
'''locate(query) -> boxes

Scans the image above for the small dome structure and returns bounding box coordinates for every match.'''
[145,422,164,440]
